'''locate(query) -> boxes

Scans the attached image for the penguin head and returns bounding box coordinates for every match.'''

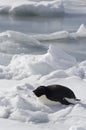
[33,86,46,97]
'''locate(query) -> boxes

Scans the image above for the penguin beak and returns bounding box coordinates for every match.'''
[32,89,39,97]
[33,90,35,94]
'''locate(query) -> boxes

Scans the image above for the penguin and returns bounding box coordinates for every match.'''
[33,84,80,105]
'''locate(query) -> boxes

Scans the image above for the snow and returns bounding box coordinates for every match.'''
[0,25,86,130]
[0,44,77,80]
[0,42,86,130]
[0,0,86,16]
[0,24,86,67]
[0,118,48,130]
[32,24,86,40]
[0,0,64,16]
[0,24,85,46]
[0,78,86,130]
[0,0,86,130]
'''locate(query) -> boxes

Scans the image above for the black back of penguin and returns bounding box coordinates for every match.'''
[45,84,76,101]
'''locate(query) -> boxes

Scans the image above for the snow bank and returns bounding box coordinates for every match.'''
[0,118,48,130]
[76,24,86,37]
[32,24,86,41]
[32,31,69,41]
[0,0,86,16]
[0,30,46,65]
[0,24,86,66]
[0,83,50,123]
[64,0,86,15]
[0,0,64,16]
[0,24,86,130]
[0,30,40,47]
[0,30,44,74]
[0,24,86,80]
[0,44,77,80]
[0,30,40,55]
[0,24,86,57]
[0,79,86,130]
[69,126,86,130]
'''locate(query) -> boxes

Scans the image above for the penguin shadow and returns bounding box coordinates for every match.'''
[44,103,73,113]
[47,99,86,113]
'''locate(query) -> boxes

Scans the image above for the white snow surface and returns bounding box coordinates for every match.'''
[0,24,86,130]
[0,0,86,16]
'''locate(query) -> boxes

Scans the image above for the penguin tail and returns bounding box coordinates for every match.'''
[73,98,81,104]
[64,97,80,105]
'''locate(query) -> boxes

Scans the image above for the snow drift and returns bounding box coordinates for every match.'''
[0,44,77,80]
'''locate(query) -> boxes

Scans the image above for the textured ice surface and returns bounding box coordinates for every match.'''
[0,2,86,128]
[0,0,86,16]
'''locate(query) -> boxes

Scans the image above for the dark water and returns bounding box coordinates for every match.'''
[0,14,86,34]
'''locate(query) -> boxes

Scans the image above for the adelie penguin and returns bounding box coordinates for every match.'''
[33,84,80,105]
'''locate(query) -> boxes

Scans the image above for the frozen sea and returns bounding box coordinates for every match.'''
[0,0,86,130]
[0,14,86,65]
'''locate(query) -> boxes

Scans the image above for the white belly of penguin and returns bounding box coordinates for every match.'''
[38,95,78,105]
[38,95,61,105]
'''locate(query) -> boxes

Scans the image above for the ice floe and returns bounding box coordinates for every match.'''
[0,0,86,16]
